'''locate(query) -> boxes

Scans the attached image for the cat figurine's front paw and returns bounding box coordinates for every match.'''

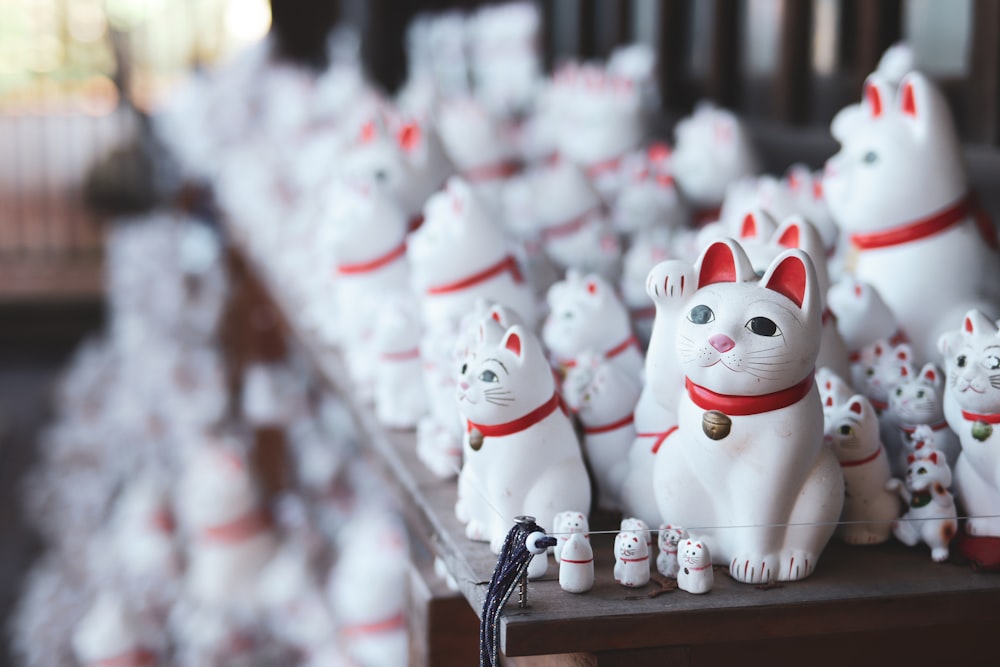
[777,549,817,582]
[465,519,488,542]
[645,261,696,309]
[728,553,778,584]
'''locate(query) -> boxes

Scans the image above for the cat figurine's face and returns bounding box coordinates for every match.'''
[904,450,952,493]
[614,531,646,560]
[679,538,710,568]
[457,325,553,425]
[554,511,588,536]
[823,394,880,463]
[543,271,633,362]
[658,524,687,552]
[677,240,821,396]
[613,144,686,234]
[823,72,966,233]
[850,341,913,406]
[938,310,1000,415]
[889,363,945,426]
[177,443,260,530]
[322,179,408,263]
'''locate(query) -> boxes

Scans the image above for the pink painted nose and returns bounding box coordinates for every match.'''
[709,334,735,353]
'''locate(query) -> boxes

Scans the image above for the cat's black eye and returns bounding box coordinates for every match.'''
[687,304,714,325]
[865,368,875,377]
[461,363,468,375]
[957,355,967,368]
[917,467,927,475]
[985,355,1000,370]
[746,317,779,337]
[839,425,853,436]
[479,370,498,383]
[374,169,388,182]
[862,151,878,164]
[563,311,573,319]
[895,388,903,397]
[916,390,926,398]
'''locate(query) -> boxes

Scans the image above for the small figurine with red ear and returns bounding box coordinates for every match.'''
[676,538,714,594]
[613,530,650,588]
[888,362,960,468]
[885,449,957,562]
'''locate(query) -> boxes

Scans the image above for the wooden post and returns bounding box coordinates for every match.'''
[705,0,742,109]
[773,0,813,124]
[659,0,693,114]
[967,0,1000,144]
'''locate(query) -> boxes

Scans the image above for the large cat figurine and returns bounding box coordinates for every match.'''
[823,71,1000,363]
[455,322,591,567]
[888,362,961,468]
[647,239,844,583]
[823,393,899,545]
[938,310,1000,537]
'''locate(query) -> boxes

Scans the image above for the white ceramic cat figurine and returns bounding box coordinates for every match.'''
[416,324,465,481]
[621,516,654,552]
[885,449,958,562]
[73,592,158,667]
[938,310,1000,537]
[774,164,840,259]
[676,538,714,594]
[620,231,672,349]
[559,531,595,594]
[889,362,961,468]
[822,393,899,545]
[647,239,844,583]
[613,530,650,587]
[455,323,591,563]
[612,143,689,238]
[824,71,1000,363]
[106,472,180,585]
[552,510,590,562]
[657,524,688,578]
[563,352,641,511]
[827,278,906,358]
[543,271,643,382]
[372,296,428,430]
[177,443,277,610]
[850,340,914,468]
[467,2,542,118]
[671,102,761,225]
[256,545,335,659]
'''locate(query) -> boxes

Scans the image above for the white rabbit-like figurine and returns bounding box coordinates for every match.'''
[656,524,688,578]
[558,532,595,594]
[886,449,958,562]
[676,538,715,594]
[613,530,650,588]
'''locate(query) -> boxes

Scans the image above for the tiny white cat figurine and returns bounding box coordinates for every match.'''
[827,278,906,358]
[558,532,595,594]
[552,510,590,562]
[823,393,899,545]
[850,340,914,468]
[671,102,761,224]
[455,322,591,562]
[543,271,643,382]
[676,538,714,594]
[621,516,654,552]
[889,362,961,468]
[647,239,844,583]
[73,592,159,667]
[613,530,650,587]
[372,295,428,430]
[563,351,641,511]
[824,71,1000,363]
[938,310,1000,537]
[656,524,688,578]
[886,449,958,562]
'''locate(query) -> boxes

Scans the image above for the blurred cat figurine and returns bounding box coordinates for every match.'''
[885,449,958,562]
[851,340,914,469]
[73,592,159,667]
[455,323,591,571]
[552,510,589,562]
[824,71,1000,363]
[372,296,428,430]
[656,524,687,578]
[558,532,595,594]
[612,143,689,238]
[676,538,714,594]
[889,362,960,468]
[823,393,899,545]
[827,278,906,358]
[647,239,844,583]
[938,310,1000,537]
[563,353,640,511]
[613,530,650,587]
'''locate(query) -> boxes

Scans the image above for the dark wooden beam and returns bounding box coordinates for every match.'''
[967,0,1000,144]
[578,0,597,59]
[659,0,693,113]
[773,0,813,123]
[851,0,901,87]
[706,0,742,108]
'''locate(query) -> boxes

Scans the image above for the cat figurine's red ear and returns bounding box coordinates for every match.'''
[762,251,810,309]
[503,330,522,358]
[697,239,755,288]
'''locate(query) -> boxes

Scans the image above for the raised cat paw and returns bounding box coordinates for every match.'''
[465,519,488,542]
[777,549,817,582]
[728,553,778,584]
[645,261,696,309]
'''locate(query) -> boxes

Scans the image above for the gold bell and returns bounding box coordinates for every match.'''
[469,428,485,451]
[702,410,732,440]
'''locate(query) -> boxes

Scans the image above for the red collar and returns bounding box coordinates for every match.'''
[900,421,949,434]
[92,649,157,667]
[870,397,889,412]
[850,192,996,251]
[839,447,882,468]
[685,563,711,572]
[693,206,722,228]
[562,335,639,368]
[586,155,622,179]
[962,410,1000,424]
[381,348,421,362]
[584,413,634,435]
[464,159,521,183]
[561,556,594,564]
[336,240,407,275]
[637,425,679,454]
[341,612,406,638]
[685,374,814,416]
[540,206,600,241]
[467,392,564,438]
[427,255,523,295]
[202,509,271,544]
[151,510,175,534]
[620,555,649,563]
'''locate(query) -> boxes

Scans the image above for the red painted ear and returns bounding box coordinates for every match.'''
[397,122,421,152]
[777,223,801,249]
[504,332,521,357]
[929,451,939,464]
[698,242,738,288]
[696,543,702,549]
[965,317,974,333]
[490,310,502,324]
[740,213,758,239]
[849,400,863,415]
[787,172,800,191]
[763,254,808,309]
[854,284,863,297]
[812,179,823,200]
[586,280,598,296]
[907,454,916,464]
[825,396,833,407]
[864,80,883,117]
[901,80,917,117]
[923,366,937,383]
[647,142,671,162]
[900,366,909,378]
[360,120,376,143]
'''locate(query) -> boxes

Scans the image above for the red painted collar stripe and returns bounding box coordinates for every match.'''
[586,155,622,179]
[620,555,649,563]
[93,649,157,667]
[381,349,421,362]
[638,425,679,454]
[464,160,521,183]
[540,206,601,241]
[202,510,271,543]
[900,421,950,434]
[467,392,563,438]
[562,335,639,368]
[560,557,594,564]
[427,255,523,294]
[584,413,635,435]
[336,241,407,275]
[850,192,990,251]
[685,373,814,416]
[341,612,407,638]
[686,563,711,572]
[839,447,882,468]
[962,410,1000,424]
